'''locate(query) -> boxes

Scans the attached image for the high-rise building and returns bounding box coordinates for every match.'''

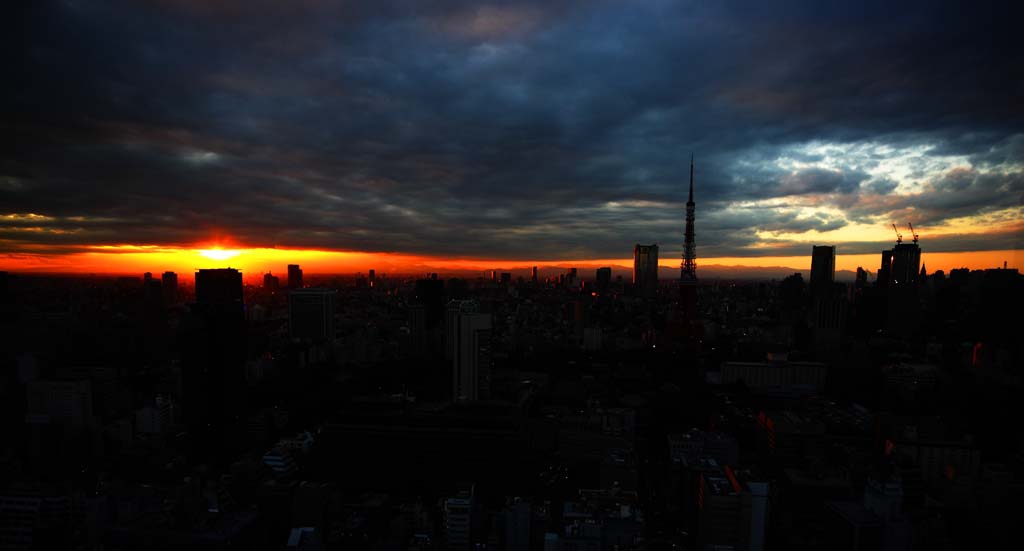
[531,266,538,283]
[878,250,893,289]
[890,242,921,287]
[810,245,836,293]
[263,271,280,291]
[633,244,659,297]
[183,268,245,457]
[878,239,921,289]
[446,300,491,401]
[288,288,336,341]
[287,264,303,289]
[195,268,243,307]
[162,271,178,303]
[368,269,376,287]
[596,267,612,293]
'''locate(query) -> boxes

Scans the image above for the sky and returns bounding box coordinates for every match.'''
[2,0,1022,276]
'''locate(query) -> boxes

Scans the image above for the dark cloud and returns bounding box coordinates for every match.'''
[2,0,1022,260]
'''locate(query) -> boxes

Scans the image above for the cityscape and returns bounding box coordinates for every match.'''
[2,1,1022,550]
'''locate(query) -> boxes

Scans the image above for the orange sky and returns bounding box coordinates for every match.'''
[1,245,1018,281]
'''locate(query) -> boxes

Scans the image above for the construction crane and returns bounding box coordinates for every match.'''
[908,223,919,244]
[892,223,902,245]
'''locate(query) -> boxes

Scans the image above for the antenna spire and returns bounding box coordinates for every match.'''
[688,153,694,204]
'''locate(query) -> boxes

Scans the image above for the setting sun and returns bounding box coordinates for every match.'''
[198,248,242,261]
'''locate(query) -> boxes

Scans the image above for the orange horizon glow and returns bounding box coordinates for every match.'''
[0,245,1019,281]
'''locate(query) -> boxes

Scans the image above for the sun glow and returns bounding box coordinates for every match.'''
[199,248,242,261]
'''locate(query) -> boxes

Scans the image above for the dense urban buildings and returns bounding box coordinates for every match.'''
[3,2,1020,549]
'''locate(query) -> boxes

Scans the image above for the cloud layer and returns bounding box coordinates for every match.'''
[3,0,1022,261]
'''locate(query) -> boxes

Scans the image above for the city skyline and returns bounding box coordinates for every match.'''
[2,1,1021,274]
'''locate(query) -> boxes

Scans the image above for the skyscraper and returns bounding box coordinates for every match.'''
[633,243,659,297]
[447,300,491,401]
[810,245,836,293]
[263,271,280,291]
[161,271,178,304]
[891,242,921,287]
[596,267,612,293]
[531,266,538,283]
[288,288,336,341]
[183,268,245,457]
[287,264,303,289]
[681,154,697,282]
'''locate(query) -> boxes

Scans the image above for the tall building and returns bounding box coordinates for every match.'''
[855,267,868,288]
[531,266,538,283]
[681,155,697,282]
[195,268,243,306]
[633,244,659,297]
[183,268,245,457]
[890,242,921,287]
[596,267,612,293]
[368,269,376,287]
[162,271,178,303]
[810,245,836,293]
[288,288,336,341]
[263,271,280,291]
[287,264,303,289]
[878,250,893,289]
[878,239,921,289]
[447,300,491,401]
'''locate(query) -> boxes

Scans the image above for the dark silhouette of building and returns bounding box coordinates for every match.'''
[633,243,659,297]
[162,271,178,304]
[415,277,445,330]
[288,288,336,341]
[810,245,836,293]
[890,242,921,288]
[446,300,491,401]
[182,268,245,458]
[287,264,303,289]
[531,266,538,283]
[596,267,612,293]
[263,271,280,291]
[878,250,893,289]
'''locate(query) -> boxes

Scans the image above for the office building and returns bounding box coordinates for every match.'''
[810,245,836,293]
[444,487,475,551]
[288,288,336,341]
[263,272,279,291]
[25,379,94,429]
[288,264,303,289]
[447,300,491,401]
[531,266,538,283]
[633,243,659,297]
[697,466,769,551]
[183,268,245,456]
[890,242,921,287]
[162,271,178,303]
[596,267,612,293]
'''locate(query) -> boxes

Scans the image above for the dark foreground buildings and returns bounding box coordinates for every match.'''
[0,228,1020,550]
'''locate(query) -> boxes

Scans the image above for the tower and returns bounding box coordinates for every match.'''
[681,155,697,282]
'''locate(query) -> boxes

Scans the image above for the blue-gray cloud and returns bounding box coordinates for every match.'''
[2,0,1022,259]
